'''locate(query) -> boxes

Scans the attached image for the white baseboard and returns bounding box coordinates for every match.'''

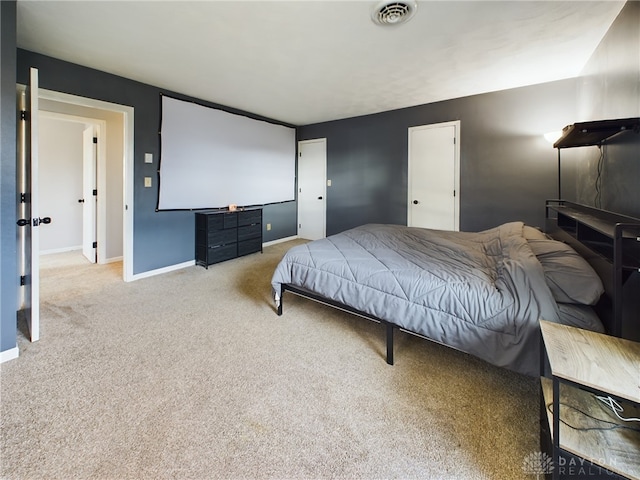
[263,235,299,247]
[131,259,195,281]
[103,256,123,264]
[0,346,19,363]
[41,246,82,255]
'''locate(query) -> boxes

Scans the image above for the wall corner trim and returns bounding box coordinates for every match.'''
[0,346,19,364]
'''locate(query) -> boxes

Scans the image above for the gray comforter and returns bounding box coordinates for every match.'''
[271,222,561,376]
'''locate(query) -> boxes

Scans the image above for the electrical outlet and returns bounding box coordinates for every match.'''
[144,153,153,164]
[266,223,272,231]
[144,177,152,187]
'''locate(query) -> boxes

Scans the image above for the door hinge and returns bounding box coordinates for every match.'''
[20,110,29,121]
[20,275,26,286]
[93,189,97,196]
[93,241,97,249]
[20,193,29,203]
[453,190,456,197]
[93,137,98,144]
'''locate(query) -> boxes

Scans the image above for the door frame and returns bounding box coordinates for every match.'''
[82,124,98,263]
[407,120,461,231]
[39,111,106,262]
[297,138,327,240]
[16,70,40,342]
[37,88,135,281]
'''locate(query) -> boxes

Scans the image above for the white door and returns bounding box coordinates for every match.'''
[17,68,42,342]
[82,125,97,263]
[408,121,460,231]
[297,139,327,240]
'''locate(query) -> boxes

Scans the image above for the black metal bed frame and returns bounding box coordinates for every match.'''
[276,283,401,364]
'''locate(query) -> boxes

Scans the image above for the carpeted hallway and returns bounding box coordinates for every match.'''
[1,241,540,479]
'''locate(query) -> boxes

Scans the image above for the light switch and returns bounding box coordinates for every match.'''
[144,177,152,188]
[327,179,332,186]
[144,153,153,164]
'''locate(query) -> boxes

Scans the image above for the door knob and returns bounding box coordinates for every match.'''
[318,196,323,200]
[32,217,52,226]
[413,200,419,205]
[78,199,85,203]
[17,217,52,226]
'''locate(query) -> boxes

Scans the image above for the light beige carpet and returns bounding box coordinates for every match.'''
[1,241,540,479]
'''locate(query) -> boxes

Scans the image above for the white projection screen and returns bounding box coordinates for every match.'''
[158,95,296,210]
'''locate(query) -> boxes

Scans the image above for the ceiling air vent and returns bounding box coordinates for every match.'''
[371,0,418,26]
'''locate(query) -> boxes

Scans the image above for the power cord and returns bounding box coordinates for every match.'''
[546,399,640,434]
[596,395,640,423]
[594,144,605,209]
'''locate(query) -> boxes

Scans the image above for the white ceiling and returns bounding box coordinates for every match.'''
[17,0,625,126]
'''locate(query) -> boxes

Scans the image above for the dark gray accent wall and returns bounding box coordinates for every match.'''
[573,1,640,218]
[299,80,577,235]
[1,1,17,353]
[16,50,297,275]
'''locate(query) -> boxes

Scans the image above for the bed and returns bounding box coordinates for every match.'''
[271,220,607,376]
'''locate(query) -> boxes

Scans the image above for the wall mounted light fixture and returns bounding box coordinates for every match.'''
[544,131,562,144]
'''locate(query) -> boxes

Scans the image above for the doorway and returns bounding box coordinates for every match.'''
[37,88,134,280]
[408,121,460,231]
[38,111,104,263]
[17,77,134,345]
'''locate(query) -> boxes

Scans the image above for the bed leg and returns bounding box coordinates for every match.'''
[277,289,283,316]
[386,323,394,365]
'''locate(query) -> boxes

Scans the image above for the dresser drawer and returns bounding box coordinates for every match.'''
[238,223,261,242]
[238,209,261,227]
[238,237,262,257]
[196,211,238,232]
[221,212,238,229]
[207,243,237,264]
[208,228,237,247]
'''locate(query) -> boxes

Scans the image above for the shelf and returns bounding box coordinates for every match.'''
[541,378,640,479]
[547,201,640,271]
[553,118,640,148]
[540,321,640,403]
[540,320,640,480]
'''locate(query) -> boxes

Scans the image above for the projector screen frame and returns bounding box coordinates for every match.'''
[155,93,297,212]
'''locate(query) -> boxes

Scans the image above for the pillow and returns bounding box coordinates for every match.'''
[556,303,605,333]
[522,225,549,241]
[527,238,604,305]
